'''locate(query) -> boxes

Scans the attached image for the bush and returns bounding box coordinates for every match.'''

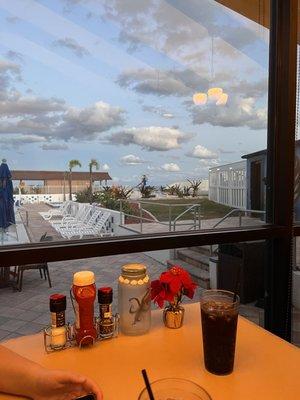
[75,186,133,214]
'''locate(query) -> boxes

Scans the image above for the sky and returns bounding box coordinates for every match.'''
[0,0,269,186]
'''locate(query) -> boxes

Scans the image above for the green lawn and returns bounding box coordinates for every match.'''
[136,197,233,222]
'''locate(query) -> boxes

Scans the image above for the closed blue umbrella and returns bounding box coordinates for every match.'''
[0,159,15,229]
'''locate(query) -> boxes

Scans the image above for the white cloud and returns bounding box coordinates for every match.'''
[109,126,191,151]
[162,163,180,172]
[187,145,218,159]
[0,96,66,116]
[117,68,208,97]
[0,134,46,149]
[142,104,175,119]
[120,154,145,165]
[53,37,90,58]
[191,96,267,130]
[0,61,125,143]
[58,101,125,139]
[102,163,110,170]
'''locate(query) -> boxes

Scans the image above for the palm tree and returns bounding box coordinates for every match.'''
[68,159,82,200]
[89,159,100,204]
[187,179,202,197]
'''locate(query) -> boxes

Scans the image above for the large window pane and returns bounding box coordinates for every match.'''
[0,239,266,341]
[0,0,269,247]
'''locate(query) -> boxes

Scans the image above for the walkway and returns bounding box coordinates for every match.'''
[0,252,166,341]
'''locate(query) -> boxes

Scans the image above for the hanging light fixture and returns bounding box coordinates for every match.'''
[208,36,228,105]
[193,92,207,105]
[207,87,223,101]
[216,92,228,106]
[192,36,228,106]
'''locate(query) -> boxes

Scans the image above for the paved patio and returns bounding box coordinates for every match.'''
[4,203,298,344]
[0,252,167,342]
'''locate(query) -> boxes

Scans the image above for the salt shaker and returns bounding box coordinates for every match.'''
[118,263,151,335]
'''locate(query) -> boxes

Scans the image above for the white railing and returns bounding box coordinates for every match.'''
[209,161,247,209]
[13,193,76,204]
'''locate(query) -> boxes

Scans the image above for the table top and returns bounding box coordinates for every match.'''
[1,302,300,400]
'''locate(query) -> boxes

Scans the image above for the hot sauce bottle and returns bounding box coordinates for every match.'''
[49,294,67,349]
[98,287,114,339]
[72,271,97,346]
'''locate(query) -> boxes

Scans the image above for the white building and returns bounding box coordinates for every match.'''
[209,161,247,209]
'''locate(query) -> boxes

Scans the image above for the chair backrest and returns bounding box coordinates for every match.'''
[93,212,111,232]
[85,208,103,227]
[76,205,92,222]
[61,201,71,215]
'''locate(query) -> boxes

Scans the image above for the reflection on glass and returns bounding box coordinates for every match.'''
[0,0,269,245]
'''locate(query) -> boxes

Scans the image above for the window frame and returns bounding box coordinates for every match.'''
[0,0,298,341]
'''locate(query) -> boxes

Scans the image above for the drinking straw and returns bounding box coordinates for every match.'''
[141,369,155,400]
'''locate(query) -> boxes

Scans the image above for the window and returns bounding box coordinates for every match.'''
[0,1,297,342]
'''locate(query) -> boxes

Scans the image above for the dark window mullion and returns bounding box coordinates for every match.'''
[0,225,288,266]
[265,0,298,340]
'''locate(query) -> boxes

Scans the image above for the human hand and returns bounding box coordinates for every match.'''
[32,368,103,400]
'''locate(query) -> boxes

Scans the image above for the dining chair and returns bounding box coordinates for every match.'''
[15,233,52,291]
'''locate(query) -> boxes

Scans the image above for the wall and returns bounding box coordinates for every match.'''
[209,161,247,209]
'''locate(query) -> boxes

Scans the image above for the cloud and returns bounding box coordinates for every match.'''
[0,59,125,143]
[142,104,174,119]
[190,97,267,130]
[6,16,20,24]
[0,96,66,116]
[102,163,110,171]
[120,154,145,165]
[5,50,24,63]
[162,163,180,172]
[187,144,218,159]
[101,0,264,73]
[117,68,205,97]
[0,134,46,149]
[108,126,191,151]
[57,101,125,140]
[41,143,69,151]
[53,37,90,58]
[0,60,22,100]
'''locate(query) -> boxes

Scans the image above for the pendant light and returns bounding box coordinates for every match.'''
[208,36,228,105]
[193,92,207,105]
[192,35,228,106]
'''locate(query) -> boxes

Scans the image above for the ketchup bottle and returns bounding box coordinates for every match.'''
[72,271,97,346]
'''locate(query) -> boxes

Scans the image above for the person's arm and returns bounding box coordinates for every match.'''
[0,345,103,400]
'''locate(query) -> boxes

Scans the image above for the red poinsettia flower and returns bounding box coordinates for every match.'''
[151,265,197,308]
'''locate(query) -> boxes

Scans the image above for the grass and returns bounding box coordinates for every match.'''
[135,197,234,222]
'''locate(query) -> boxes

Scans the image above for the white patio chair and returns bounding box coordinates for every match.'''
[51,204,91,229]
[58,207,102,238]
[39,201,71,220]
[62,211,111,239]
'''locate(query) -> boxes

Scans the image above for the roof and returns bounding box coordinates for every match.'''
[11,170,112,181]
[241,149,267,159]
[242,140,300,160]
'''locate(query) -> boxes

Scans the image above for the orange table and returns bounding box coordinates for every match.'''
[1,303,300,400]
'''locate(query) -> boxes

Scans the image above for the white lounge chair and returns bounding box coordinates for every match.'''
[52,205,92,230]
[58,207,102,239]
[39,201,71,221]
[62,211,111,239]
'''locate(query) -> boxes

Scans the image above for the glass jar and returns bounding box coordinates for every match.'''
[118,263,151,335]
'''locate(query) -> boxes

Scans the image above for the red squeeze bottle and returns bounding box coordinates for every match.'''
[72,271,97,346]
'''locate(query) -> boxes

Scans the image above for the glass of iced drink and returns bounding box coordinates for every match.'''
[200,289,239,375]
[138,378,211,400]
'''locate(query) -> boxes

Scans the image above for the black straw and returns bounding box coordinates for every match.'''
[141,369,155,400]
